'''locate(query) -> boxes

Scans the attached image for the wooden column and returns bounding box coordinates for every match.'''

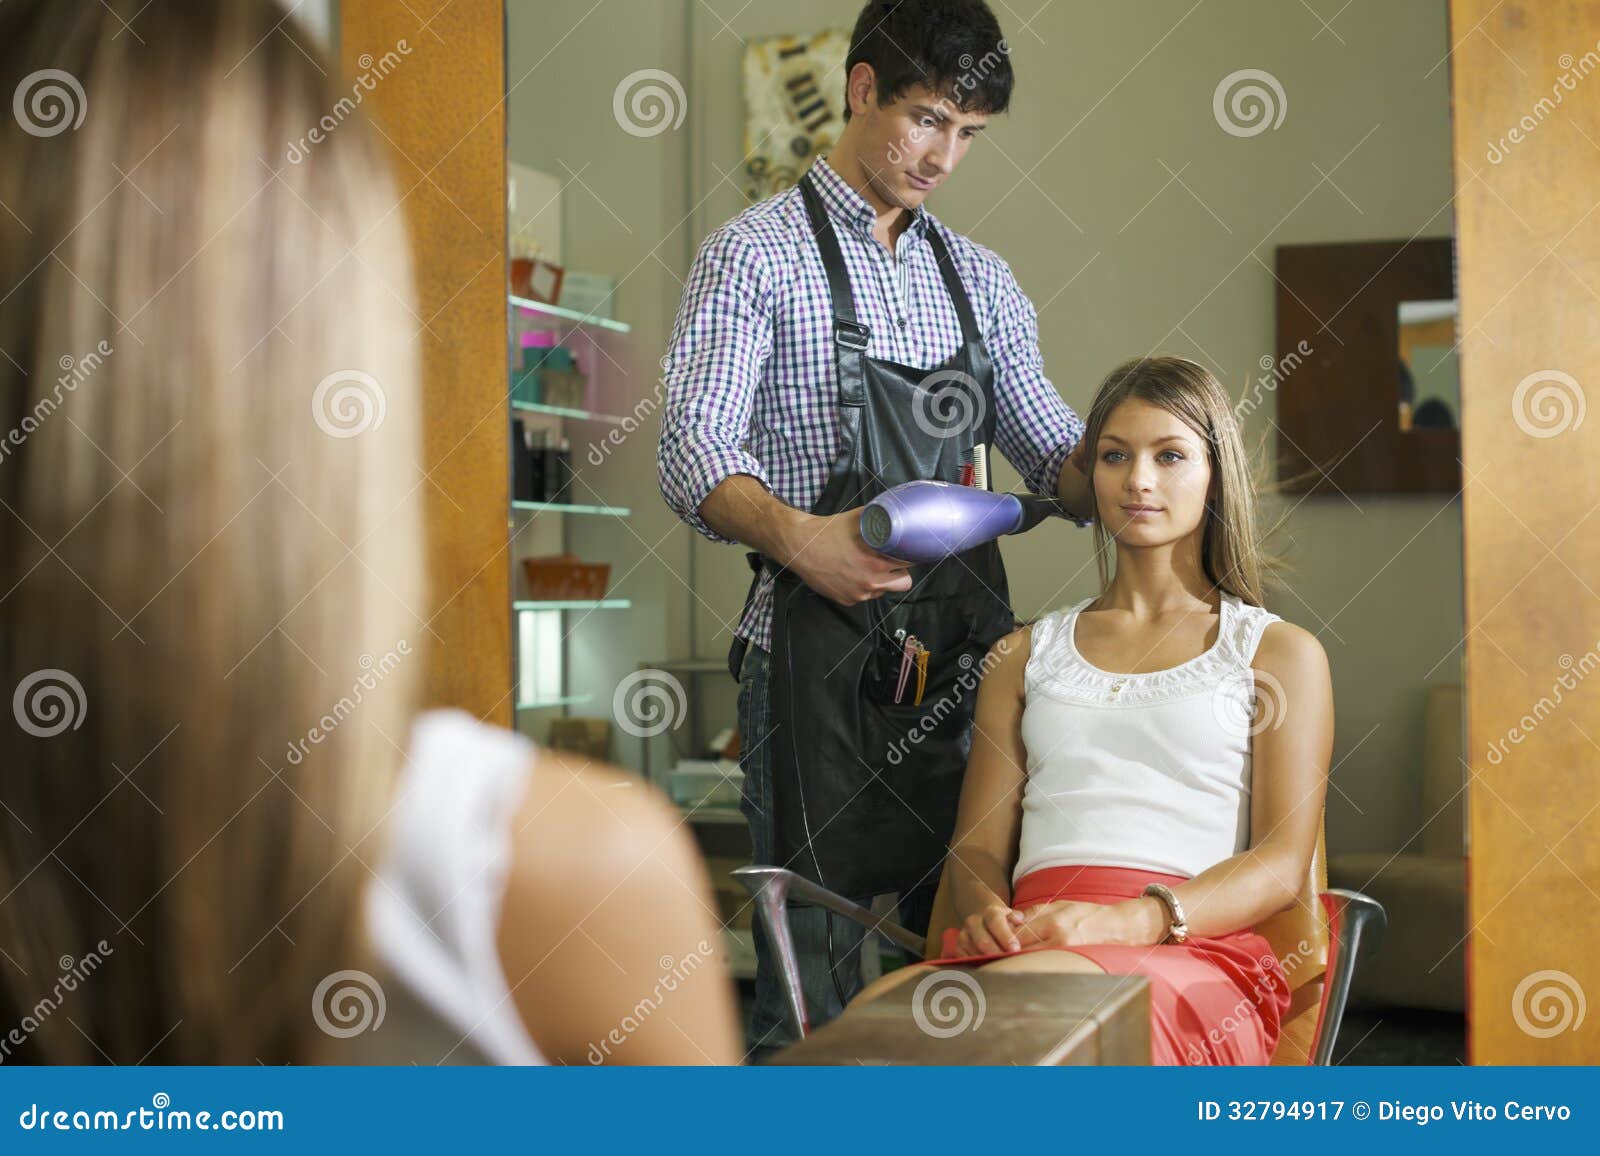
[1452,0,1600,1062]
[340,1,510,725]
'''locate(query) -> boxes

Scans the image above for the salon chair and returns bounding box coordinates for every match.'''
[733,819,1386,1065]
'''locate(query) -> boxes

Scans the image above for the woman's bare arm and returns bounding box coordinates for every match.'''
[495,751,742,1065]
[1152,621,1334,941]
[947,628,1032,933]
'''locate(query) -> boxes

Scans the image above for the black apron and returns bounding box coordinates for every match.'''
[728,171,1017,901]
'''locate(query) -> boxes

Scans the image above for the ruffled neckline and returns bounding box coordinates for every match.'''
[1026,592,1246,707]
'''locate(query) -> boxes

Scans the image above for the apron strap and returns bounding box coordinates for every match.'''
[924,225,984,351]
[797,172,869,407]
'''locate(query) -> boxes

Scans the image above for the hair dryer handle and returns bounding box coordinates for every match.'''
[1008,494,1070,535]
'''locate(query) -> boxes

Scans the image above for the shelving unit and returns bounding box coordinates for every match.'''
[505,296,757,981]
[508,293,633,728]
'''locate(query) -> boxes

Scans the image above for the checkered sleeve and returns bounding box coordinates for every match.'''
[657,225,777,544]
[980,247,1091,524]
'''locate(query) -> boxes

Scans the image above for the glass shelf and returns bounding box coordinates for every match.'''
[514,694,593,712]
[513,599,631,611]
[511,400,630,426]
[511,499,630,516]
[509,294,630,334]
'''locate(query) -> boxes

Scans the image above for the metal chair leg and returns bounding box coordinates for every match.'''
[730,866,926,1041]
[1310,889,1388,1065]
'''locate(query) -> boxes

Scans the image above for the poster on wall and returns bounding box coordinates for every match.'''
[741,28,850,202]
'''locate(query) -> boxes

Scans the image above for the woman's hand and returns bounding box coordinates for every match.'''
[1013,897,1167,949]
[953,902,1027,955]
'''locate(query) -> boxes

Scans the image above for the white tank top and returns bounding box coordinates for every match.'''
[1014,591,1283,884]
[362,709,547,1064]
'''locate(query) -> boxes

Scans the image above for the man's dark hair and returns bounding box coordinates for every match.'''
[842,0,1013,123]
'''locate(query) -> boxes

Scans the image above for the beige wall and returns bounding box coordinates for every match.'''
[508,0,1463,856]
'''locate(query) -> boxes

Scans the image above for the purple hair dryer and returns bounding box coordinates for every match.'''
[860,479,1068,563]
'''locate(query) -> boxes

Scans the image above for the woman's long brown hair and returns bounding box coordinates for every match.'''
[1080,355,1282,608]
[0,0,424,1062]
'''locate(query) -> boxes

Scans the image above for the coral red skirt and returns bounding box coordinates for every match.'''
[926,864,1290,1065]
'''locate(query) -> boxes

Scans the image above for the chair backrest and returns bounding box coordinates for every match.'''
[921,814,1330,1064]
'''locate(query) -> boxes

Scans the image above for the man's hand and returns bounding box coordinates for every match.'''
[782,508,913,606]
[1056,435,1096,523]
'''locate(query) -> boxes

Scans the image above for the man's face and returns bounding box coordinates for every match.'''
[854,80,989,211]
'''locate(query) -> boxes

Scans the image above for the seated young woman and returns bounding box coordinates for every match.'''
[848,355,1333,1065]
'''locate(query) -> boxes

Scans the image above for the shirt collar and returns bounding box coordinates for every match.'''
[809,153,931,243]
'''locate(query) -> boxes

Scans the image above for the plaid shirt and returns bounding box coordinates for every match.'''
[658,154,1086,653]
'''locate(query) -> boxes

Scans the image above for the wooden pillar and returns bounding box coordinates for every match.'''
[1452,0,1600,1062]
[339,1,510,725]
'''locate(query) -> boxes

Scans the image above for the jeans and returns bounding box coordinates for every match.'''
[735,643,938,1061]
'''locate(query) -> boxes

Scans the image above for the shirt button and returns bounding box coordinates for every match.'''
[897,316,907,329]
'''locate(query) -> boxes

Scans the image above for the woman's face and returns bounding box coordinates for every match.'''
[1092,398,1213,544]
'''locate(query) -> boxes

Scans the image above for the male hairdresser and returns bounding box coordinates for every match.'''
[658,0,1093,1061]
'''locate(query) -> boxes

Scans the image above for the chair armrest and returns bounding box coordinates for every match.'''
[729,866,926,955]
[1310,888,1388,1065]
[729,866,926,1040]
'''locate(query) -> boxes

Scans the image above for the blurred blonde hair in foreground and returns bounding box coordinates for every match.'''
[0,0,424,1062]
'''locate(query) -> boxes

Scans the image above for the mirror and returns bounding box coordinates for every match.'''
[1398,298,1461,432]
